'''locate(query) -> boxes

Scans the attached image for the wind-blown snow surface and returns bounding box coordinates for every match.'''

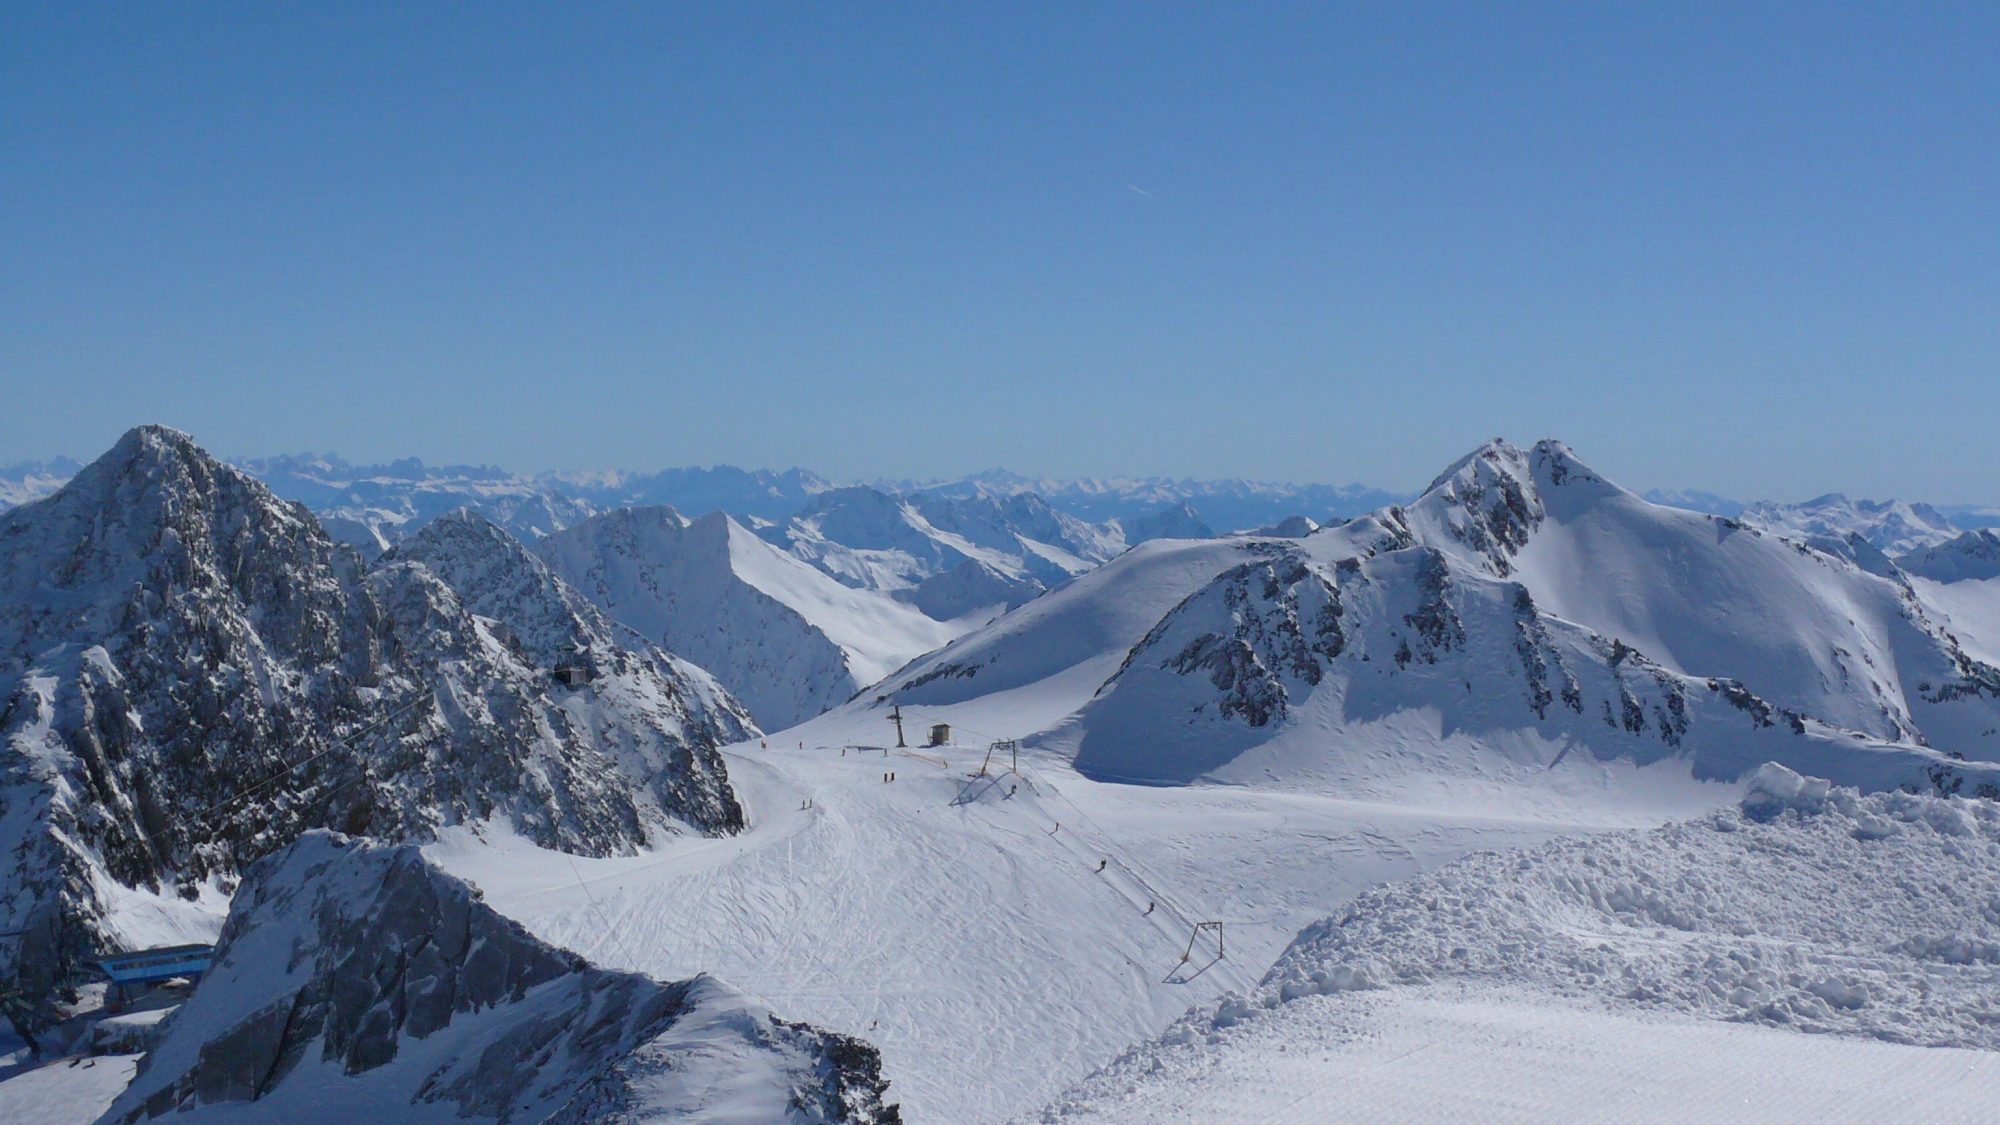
[103,832,896,1123]
[539,507,961,730]
[1038,768,2000,1122]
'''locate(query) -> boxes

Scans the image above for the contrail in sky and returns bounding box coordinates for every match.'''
[1127,184,1158,199]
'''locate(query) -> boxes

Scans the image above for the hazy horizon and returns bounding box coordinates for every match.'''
[4,423,1996,509]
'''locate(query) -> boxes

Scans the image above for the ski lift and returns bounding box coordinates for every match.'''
[551,643,594,687]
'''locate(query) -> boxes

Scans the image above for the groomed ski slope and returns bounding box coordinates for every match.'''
[429,699,1730,1123]
[1039,767,2000,1122]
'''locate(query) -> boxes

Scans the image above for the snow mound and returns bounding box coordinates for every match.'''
[1042,776,2000,1119]
[105,832,897,1123]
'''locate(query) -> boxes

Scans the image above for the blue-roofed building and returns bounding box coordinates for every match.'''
[95,944,215,1009]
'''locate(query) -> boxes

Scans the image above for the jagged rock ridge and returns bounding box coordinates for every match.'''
[0,427,748,1015]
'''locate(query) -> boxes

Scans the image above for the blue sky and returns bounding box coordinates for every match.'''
[3,3,1995,500]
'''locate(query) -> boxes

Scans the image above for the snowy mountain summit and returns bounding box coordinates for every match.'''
[0,427,750,1016]
[883,438,2000,797]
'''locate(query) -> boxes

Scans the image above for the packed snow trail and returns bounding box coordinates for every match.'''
[430,704,1729,1122]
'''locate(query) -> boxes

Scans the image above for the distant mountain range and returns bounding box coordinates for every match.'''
[6,450,1992,551]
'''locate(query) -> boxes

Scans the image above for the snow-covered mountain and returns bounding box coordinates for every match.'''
[1901,530,2000,669]
[901,470,1408,532]
[1116,500,1217,544]
[105,831,897,1123]
[380,509,758,830]
[1640,487,1747,517]
[1740,493,1962,555]
[756,487,1129,620]
[234,452,598,556]
[538,507,962,731]
[876,439,2000,798]
[545,464,835,523]
[0,458,79,514]
[0,428,747,1017]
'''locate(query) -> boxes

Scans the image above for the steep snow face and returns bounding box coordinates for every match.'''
[1742,492,1961,555]
[1411,440,2000,754]
[757,487,1126,620]
[1041,772,2000,1122]
[873,538,1284,719]
[105,833,897,1124]
[381,511,754,834]
[538,508,960,730]
[0,429,712,1013]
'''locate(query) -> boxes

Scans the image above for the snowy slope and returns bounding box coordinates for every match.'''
[411,441,2000,1122]
[101,832,896,1123]
[538,508,961,730]
[1742,492,1961,554]
[431,709,1723,1123]
[1038,768,2000,1122]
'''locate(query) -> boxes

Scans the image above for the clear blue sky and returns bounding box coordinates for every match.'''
[4,3,1995,500]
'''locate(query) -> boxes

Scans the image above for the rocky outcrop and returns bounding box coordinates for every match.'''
[107,833,898,1123]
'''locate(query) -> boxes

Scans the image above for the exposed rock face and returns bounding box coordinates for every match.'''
[381,510,754,834]
[107,833,899,1124]
[0,428,745,1015]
